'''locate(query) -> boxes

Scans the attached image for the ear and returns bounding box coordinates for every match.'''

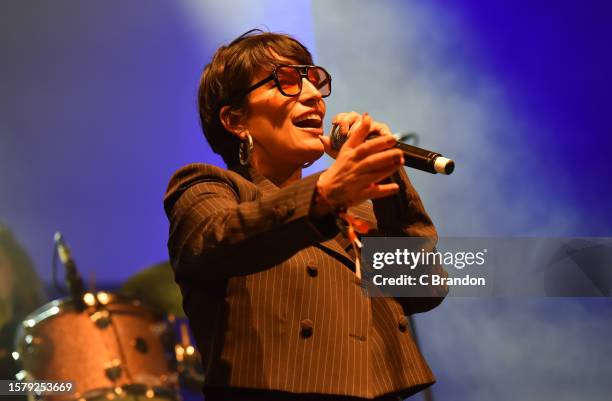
[219,105,247,139]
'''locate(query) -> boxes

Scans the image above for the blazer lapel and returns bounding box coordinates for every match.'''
[248,167,356,266]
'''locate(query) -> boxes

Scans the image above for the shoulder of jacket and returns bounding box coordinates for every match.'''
[164,163,254,209]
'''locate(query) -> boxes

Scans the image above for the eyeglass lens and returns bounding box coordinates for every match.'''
[276,66,331,97]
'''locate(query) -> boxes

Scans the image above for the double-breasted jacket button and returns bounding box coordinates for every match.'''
[300,319,314,338]
[306,262,318,277]
[398,315,409,333]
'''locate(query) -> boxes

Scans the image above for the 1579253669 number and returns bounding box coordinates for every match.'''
[1,380,75,395]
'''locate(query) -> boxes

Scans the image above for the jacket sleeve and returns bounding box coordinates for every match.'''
[359,168,449,315]
[164,163,338,281]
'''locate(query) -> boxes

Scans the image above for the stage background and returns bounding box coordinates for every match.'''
[1,1,611,400]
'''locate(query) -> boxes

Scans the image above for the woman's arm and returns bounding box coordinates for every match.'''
[323,112,448,314]
[365,167,449,314]
[166,114,404,283]
[164,163,338,282]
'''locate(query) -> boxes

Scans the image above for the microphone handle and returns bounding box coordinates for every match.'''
[363,134,455,175]
[394,141,454,175]
[331,125,454,175]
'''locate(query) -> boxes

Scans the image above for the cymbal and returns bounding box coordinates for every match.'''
[120,261,185,317]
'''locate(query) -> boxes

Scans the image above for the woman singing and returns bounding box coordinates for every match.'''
[164,30,447,401]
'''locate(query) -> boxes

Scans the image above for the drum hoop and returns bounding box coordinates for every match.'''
[78,384,179,401]
[21,384,179,401]
[18,293,166,331]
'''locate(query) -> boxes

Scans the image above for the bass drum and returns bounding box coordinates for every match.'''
[15,293,179,401]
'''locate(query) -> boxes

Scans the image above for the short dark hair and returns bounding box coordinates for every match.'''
[197,29,314,167]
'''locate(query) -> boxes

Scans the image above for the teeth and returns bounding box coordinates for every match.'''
[294,113,321,124]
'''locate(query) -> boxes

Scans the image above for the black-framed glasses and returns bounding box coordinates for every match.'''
[237,64,332,101]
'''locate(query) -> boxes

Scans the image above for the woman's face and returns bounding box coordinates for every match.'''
[242,58,327,170]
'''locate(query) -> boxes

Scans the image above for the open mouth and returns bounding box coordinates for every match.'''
[292,113,323,133]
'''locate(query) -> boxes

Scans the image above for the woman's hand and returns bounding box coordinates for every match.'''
[314,113,404,213]
[319,111,394,159]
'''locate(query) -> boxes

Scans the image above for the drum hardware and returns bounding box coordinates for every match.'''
[15,369,28,380]
[173,320,204,392]
[23,304,61,328]
[104,359,122,381]
[95,291,111,305]
[19,333,45,360]
[11,236,185,400]
[83,292,96,307]
[70,384,177,401]
[90,310,111,329]
[53,232,86,312]
[120,261,207,392]
[174,320,195,364]
[133,337,148,354]
[174,344,196,360]
[15,294,180,401]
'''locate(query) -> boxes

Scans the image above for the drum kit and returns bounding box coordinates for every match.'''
[11,236,204,401]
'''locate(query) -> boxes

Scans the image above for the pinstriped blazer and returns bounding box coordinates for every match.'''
[164,163,447,400]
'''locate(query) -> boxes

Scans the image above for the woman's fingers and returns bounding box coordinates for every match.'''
[352,134,397,160]
[344,113,372,148]
[360,168,401,189]
[332,111,361,138]
[333,113,396,153]
[369,121,393,137]
[356,148,404,174]
[318,135,339,159]
[361,182,401,200]
[319,112,407,207]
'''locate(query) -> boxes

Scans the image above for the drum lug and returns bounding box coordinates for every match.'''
[19,334,45,360]
[104,359,122,381]
[133,336,148,354]
[90,310,111,329]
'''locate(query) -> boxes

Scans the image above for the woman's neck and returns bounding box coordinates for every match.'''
[252,156,302,187]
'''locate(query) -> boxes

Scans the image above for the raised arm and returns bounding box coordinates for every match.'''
[377,168,449,314]
[325,111,449,314]
[164,164,338,281]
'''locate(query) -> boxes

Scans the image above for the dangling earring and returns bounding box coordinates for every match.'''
[302,160,314,168]
[239,132,253,166]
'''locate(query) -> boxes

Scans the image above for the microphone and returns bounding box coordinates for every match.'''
[54,232,86,311]
[330,125,455,175]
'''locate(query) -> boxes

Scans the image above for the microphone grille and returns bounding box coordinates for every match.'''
[330,124,346,151]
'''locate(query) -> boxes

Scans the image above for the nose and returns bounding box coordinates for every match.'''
[299,77,323,104]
